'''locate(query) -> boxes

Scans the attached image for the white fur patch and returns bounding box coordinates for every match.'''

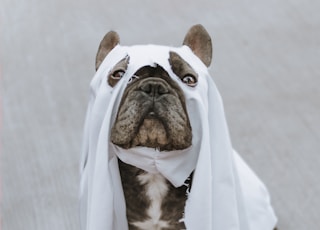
[131,173,169,230]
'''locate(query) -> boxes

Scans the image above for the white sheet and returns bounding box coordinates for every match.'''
[80,44,277,230]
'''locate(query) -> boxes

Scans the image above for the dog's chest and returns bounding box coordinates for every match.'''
[133,173,170,229]
[118,159,190,230]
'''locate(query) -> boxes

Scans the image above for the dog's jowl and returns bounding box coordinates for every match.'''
[80,24,278,230]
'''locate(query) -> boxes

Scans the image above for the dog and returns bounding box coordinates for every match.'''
[89,24,278,230]
[94,25,210,230]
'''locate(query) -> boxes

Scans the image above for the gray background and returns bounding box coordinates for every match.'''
[1,0,319,229]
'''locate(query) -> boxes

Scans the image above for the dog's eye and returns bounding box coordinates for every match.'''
[108,70,126,87]
[111,70,125,80]
[182,75,197,87]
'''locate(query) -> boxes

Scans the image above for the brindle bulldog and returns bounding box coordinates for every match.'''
[94,25,278,230]
[94,25,210,230]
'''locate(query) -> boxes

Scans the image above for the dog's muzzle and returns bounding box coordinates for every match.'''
[110,66,192,151]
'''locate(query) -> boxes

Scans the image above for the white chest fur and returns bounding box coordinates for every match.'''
[130,172,170,230]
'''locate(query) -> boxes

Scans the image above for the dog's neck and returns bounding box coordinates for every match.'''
[118,159,192,230]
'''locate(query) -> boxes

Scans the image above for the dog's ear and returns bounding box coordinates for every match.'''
[183,24,212,67]
[95,31,120,70]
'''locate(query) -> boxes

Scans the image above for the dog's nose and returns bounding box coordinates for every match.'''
[139,80,169,97]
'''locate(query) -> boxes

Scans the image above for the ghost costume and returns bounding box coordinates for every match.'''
[80,44,277,230]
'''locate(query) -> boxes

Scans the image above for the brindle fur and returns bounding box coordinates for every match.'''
[119,159,192,230]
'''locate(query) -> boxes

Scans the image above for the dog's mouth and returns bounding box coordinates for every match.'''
[131,112,169,150]
[111,101,192,151]
[112,107,172,150]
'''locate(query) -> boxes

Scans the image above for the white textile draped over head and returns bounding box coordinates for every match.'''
[80,44,277,230]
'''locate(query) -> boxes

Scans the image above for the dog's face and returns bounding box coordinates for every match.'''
[110,54,196,151]
[96,25,212,153]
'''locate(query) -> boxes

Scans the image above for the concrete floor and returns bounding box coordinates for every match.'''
[1,0,320,229]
